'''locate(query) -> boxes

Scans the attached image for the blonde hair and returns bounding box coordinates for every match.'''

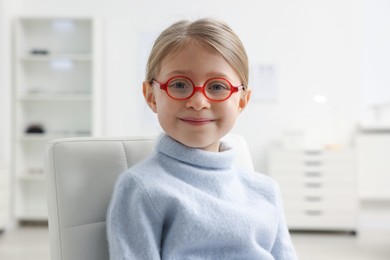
[146,18,249,88]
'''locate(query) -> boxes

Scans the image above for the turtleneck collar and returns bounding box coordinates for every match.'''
[155,134,235,170]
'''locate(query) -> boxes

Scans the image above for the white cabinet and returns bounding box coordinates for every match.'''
[357,133,390,200]
[268,146,358,232]
[12,17,102,221]
[0,162,9,230]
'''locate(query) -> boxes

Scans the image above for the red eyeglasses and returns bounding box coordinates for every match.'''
[152,75,244,102]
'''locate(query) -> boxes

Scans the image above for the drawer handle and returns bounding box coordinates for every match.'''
[304,150,322,155]
[304,171,322,177]
[304,196,322,202]
[304,182,322,188]
[304,210,323,216]
[304,161,322,166]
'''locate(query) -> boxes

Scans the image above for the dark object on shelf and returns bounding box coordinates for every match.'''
[30,49,49,55]
[26,124,45,134]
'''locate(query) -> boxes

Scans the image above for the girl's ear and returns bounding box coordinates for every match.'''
[143,81,157,113]
[238,88,251,112]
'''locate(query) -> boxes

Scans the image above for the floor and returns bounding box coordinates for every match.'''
[292,230,390,260]
[0,225,390,259]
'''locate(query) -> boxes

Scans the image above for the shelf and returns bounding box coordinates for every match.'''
[19,93,91,101]
[18,174,45,182]
[17,215,48,222]
[16,210,48,222]
[19,53,92,61]
[18,132,92,141]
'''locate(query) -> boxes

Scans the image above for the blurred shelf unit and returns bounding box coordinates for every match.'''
[0,162,9,231]
[12,17,102,222]
[268,146,358,233]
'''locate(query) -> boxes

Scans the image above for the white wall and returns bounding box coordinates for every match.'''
[0,0,21,162]
[0,0,6,162]
[360,0,390,124]
[4,0,363,171]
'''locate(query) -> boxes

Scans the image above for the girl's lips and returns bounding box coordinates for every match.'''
[179,117,215,126]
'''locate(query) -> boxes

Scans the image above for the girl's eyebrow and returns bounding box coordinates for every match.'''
[166,70,230,79]
[206,72,230,78]
[166,70,191,77]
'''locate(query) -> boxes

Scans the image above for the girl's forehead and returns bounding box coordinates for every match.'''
[157,38,240,83]
[162,40,225,68]
[167,39,217,60]
[159,52,239,83]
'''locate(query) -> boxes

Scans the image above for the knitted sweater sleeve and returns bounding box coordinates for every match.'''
[107,172,163,260]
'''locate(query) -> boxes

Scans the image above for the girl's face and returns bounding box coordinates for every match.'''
[143,40,251,152]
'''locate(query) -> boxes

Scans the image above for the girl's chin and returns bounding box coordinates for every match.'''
[173,136,220,152]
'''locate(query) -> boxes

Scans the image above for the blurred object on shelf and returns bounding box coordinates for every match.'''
[30,48,49,55]
[28,167,44,175]
[25,124,45,134]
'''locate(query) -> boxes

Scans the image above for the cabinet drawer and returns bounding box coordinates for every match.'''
[271,171,356,183]
[280,186,357,198]
[282,195,357,211]
[276,180,357,193]
[286,210,357,230]
[280,185,357,211]
[268,149,355,172]
[270,165,355,178]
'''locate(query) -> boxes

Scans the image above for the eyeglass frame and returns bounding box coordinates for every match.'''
[151,75,245,102]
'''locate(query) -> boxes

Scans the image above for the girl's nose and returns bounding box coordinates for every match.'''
[185,91,211,110]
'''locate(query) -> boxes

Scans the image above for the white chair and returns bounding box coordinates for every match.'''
[44,134,254,260]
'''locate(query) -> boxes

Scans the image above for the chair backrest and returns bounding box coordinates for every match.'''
[44,134,254,260]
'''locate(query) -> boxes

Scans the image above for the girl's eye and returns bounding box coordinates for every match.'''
[208,82,230,92]
[172,82,186,88]
[168,80,191,89]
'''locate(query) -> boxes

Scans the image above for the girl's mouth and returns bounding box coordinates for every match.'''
[179,117,215,126]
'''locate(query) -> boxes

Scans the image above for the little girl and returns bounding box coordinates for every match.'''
[107,18,298,260]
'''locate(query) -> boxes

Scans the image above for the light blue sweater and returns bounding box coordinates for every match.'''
[107,134,298,259]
